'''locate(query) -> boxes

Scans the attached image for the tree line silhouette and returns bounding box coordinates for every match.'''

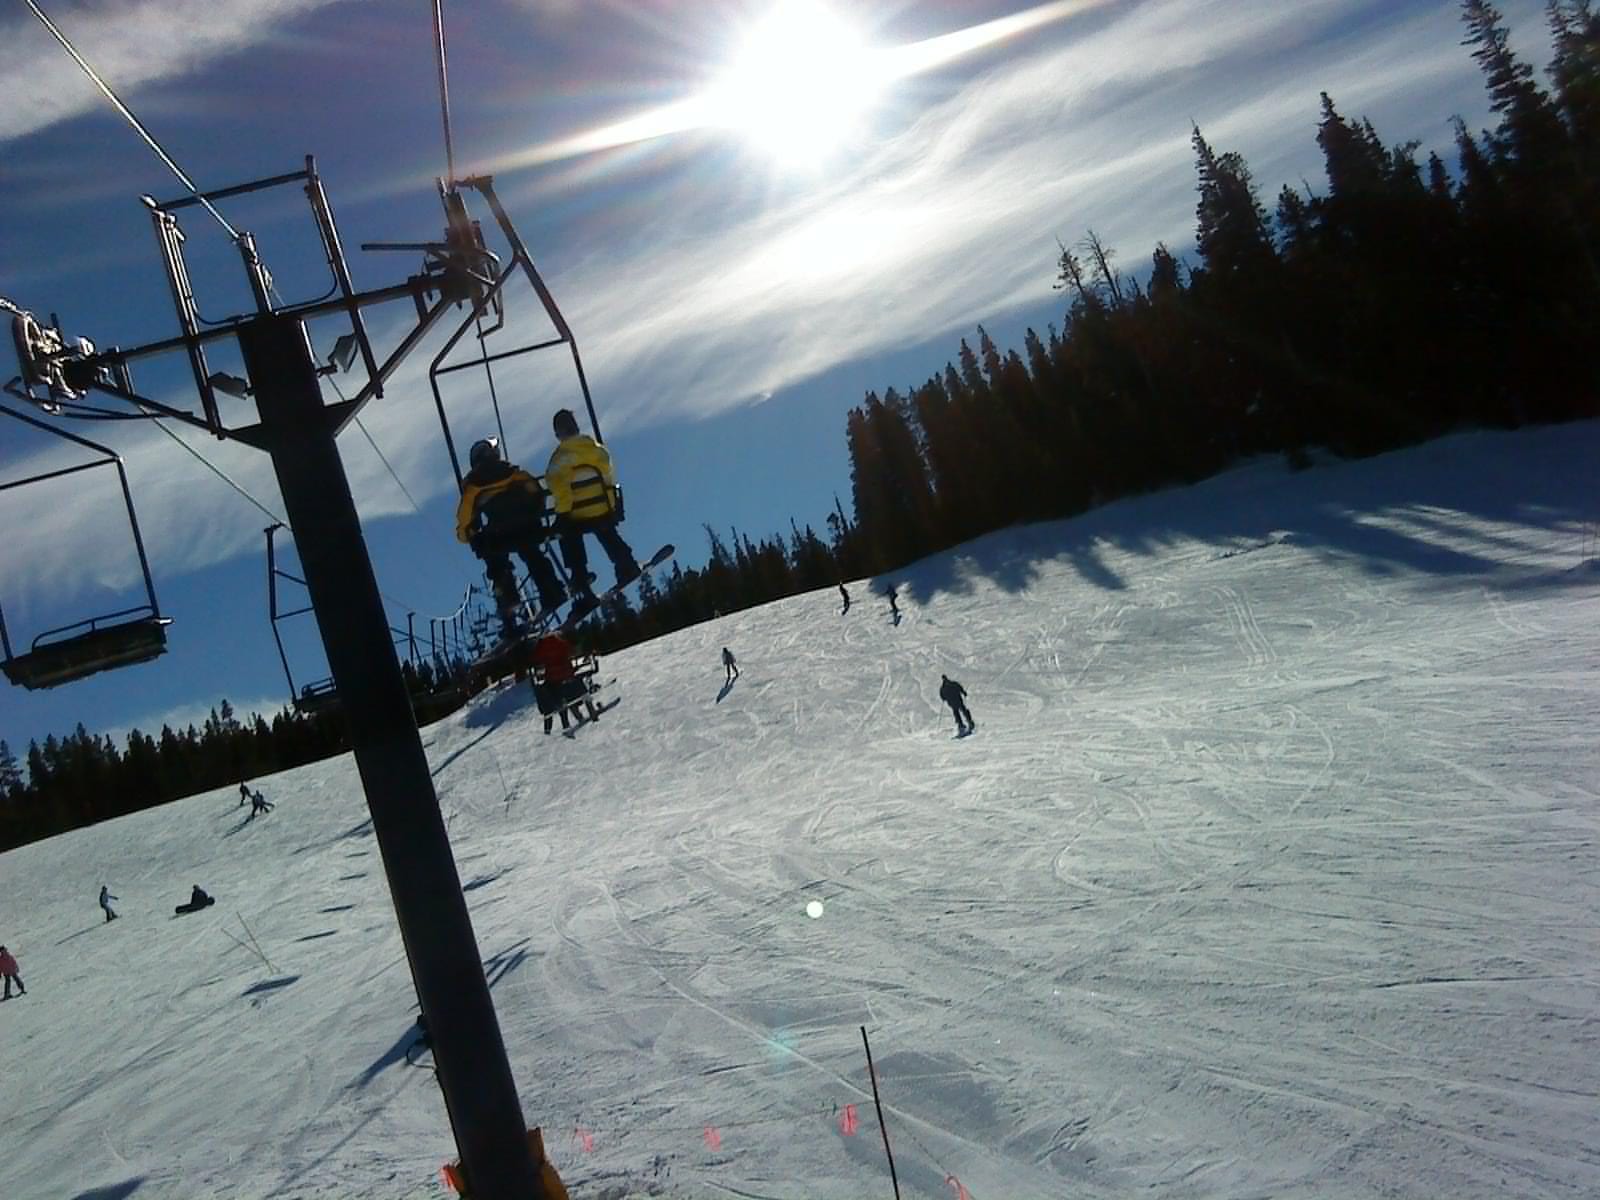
[3,0,1594,848]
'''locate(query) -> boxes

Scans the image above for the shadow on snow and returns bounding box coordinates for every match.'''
[886,422,1600,606]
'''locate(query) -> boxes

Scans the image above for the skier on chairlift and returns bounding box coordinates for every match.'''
[455,437,568,639]
[532,630,599,733]
[546,409,640,624]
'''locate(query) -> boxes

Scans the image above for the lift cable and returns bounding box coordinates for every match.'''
[143,413,284,527]
[431,0,457,185]
[332,377,426,516]
[21,0,242,244]
[136,393,425,620]
[353,410,424,515]
[260,269,425,519]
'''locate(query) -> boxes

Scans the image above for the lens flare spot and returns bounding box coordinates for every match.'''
[805,899,825,919]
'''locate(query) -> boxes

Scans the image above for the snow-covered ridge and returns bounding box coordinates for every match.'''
[4,422,1598,1199]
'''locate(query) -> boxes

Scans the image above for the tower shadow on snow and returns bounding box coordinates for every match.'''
[886,422,1600,608]
[71,1182,145,1200]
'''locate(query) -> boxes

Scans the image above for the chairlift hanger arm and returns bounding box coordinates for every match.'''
[149,166,315,214]
[327,289,459,439]
[93,277,432,370]
[0,396,130,461]
[453,174,601,443]
[434,335,568,379]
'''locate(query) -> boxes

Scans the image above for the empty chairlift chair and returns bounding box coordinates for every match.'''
[0,401,172,690]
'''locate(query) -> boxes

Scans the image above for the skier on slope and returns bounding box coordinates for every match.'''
[939,674,974,735]
[249,789,273,817]
[839,582,851,614]
[545,409,640,624]
[886,585,900,621]
[532,632,599,734]
[99,885,118,922]
[722,647,740,684]
[238,780,251,807]
[0,945,23,999]
[455,436,569,639]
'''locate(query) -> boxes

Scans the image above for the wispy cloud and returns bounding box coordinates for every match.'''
[531,0,1494,424]
[0,0,348,144]
[115,692,287,739]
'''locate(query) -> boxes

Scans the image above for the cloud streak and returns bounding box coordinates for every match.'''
[1,0,348,145]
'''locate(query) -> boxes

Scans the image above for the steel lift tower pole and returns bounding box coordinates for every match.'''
[6,160,554,1198]
[241,313,542,1197]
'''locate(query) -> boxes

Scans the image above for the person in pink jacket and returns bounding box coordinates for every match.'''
[0,945,24,999]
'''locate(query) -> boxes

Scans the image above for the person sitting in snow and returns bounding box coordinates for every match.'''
[0,945,25,999]
[455,436,568,640]
[175,886,214,915]
[99,884,119,922]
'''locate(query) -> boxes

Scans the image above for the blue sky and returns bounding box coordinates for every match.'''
[0,0,1552,751]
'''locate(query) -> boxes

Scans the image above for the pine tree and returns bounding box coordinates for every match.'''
[1548,0,1600,177]
[0,740,22,799]
[1462,0,1572,175]
[1191,125,1277,280]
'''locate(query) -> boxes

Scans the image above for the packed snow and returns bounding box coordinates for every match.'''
[3,423,1598,1200]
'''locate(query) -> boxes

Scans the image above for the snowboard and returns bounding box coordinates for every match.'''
[558,543,674,632]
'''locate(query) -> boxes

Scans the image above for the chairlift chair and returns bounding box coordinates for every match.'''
[265,522,343,716]
[265,523,416,718]
[0,400,172,689]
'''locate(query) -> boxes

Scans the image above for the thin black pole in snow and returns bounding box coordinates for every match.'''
[860,1025,902,1200]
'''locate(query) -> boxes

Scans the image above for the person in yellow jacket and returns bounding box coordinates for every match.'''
[455,437,567,635]
[545,408,639,620]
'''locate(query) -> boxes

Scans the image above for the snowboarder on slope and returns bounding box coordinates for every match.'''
[886,585,900,621]
[722,647,740,684]
[545,408,640,624]
[0,945,24,999]
[249,790,273,817]
[455,437,568,638]
[939,674,974,735]
[99,885,118,922]
[839,582,850,614]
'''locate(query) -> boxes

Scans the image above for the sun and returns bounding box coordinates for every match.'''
[705,1,883,167]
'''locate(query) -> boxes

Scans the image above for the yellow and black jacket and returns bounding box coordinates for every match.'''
[454,460,547,543]
[544,434,619,522]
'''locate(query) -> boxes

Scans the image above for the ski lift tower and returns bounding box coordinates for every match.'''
[4,159,550,1198]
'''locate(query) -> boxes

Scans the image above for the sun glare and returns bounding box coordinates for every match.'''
[706,1,883,167]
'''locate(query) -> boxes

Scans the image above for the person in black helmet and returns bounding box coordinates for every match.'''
[545,408,639,621]
[455,436,567,637]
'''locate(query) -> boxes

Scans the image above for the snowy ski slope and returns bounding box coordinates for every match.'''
[3,422,1598,1199]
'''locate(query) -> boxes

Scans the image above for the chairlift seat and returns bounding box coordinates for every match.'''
[294,678,341,716]
[3,615,172,690]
